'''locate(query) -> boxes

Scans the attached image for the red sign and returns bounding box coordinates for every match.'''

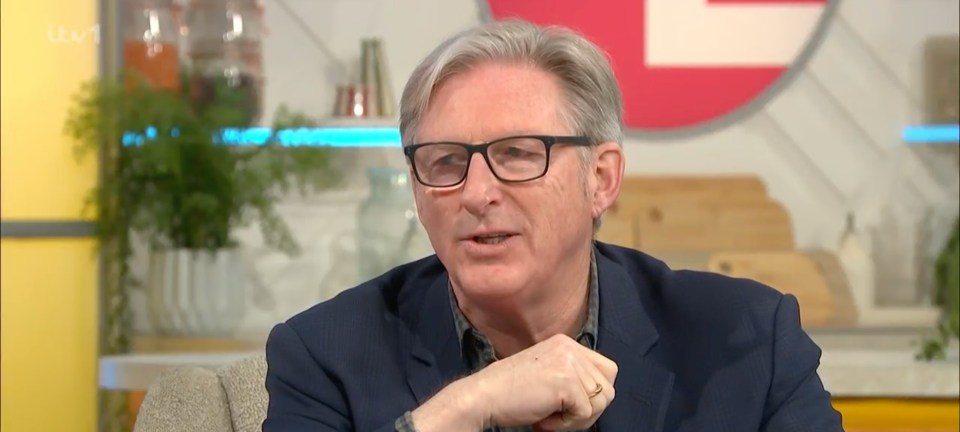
[484,0,832,135]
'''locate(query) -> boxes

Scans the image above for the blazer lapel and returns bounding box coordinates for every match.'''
[398,273,465,404]
[595,252,675,432]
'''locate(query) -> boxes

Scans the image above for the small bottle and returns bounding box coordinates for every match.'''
[184,0,265,124]
[122,0,181,91]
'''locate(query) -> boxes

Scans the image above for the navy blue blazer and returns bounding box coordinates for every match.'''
[264,242,844,431]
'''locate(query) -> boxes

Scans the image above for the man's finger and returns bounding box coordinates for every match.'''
[571,354,603,416]
[579,346,619,381]
[582,356,614,417]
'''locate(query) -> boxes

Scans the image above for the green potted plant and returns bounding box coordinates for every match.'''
[66,72,339,341]
[918,216,960,361]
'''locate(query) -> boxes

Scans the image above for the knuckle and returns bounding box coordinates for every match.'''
[544,334,567,353]
[561,353,580,374]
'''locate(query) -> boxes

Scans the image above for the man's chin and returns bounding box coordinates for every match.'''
[453,268,530,301]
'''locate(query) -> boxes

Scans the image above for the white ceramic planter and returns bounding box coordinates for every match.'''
[146,248,247,337]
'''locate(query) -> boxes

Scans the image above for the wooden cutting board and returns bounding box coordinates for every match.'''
[599,175,796,253]
[707,251,835,327]
[647,251,713,271]
[804,250,859,327]
[618,175,769,201]
[634,200,795,253]
[596,215,635,248]
[609,175,772,220]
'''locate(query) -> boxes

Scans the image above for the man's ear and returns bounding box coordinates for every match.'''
[591,142,624,219]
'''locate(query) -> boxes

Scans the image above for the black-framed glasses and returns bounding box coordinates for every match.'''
[403,135,592,187]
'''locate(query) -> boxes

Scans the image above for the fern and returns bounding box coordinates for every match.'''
[66,71,339,255]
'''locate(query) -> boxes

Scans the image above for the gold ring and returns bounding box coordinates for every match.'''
[587,382,603,398]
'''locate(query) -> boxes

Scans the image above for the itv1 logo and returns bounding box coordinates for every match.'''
[48,23,101,45]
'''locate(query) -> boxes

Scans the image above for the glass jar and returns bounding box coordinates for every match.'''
[122,0,181,91]
[357,167,435,281]
[184,0,264,124]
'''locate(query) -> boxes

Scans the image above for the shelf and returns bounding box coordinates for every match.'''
[317,116,399,128]
[122,118,403,148]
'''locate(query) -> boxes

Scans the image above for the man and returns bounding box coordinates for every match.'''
[264,20,843,432]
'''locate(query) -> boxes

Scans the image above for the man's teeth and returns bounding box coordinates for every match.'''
[475,234,509,244]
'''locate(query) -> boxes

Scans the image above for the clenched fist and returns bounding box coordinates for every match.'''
[411,334,618,431]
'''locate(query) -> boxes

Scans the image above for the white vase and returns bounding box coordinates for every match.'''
[146,247,247,337]
[356,167,434,281]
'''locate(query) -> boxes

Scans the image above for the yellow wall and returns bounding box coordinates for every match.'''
[1,240,99,432]
[1,1,100,432]
[1,0,99,219]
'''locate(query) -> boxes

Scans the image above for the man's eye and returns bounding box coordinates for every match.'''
[435,154,464,165]
[505,147,530,157]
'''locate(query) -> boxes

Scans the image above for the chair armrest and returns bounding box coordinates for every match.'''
[133,366,233,432]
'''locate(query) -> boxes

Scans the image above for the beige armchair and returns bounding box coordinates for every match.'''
[133,354,268,432]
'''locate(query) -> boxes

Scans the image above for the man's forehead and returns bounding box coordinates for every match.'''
[415,63,571,142]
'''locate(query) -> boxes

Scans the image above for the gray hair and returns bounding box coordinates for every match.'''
[399,19,623,147]
[399,19,623,234]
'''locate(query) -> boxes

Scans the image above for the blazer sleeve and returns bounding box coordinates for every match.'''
[761,294,845,431]
[263,322,399,432]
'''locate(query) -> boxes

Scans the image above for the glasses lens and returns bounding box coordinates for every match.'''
[413,143,469,186]
[488,137,548,181]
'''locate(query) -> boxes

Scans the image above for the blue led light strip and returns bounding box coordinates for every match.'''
[902,125,960,144]
[122,124,959,147]
[122,126,403,148]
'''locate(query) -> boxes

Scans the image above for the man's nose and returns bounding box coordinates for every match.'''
[460,153,501,214]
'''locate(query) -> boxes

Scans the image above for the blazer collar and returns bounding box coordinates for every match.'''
[594,249,674,432]
[398,272,465,404]
[398,249,676,431]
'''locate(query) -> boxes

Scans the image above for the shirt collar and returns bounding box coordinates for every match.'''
[448,248,600,360]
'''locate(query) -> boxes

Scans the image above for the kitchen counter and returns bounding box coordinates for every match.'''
[812,329,959,398]
[99,330,960,398]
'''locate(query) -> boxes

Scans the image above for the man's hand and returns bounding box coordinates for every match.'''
[473,333,618,429]
[411,334,618,431]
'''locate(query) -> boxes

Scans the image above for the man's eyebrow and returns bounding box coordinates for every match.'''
[420,132,551,143]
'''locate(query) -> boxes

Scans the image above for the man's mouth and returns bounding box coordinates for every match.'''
[472,234,514,244]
